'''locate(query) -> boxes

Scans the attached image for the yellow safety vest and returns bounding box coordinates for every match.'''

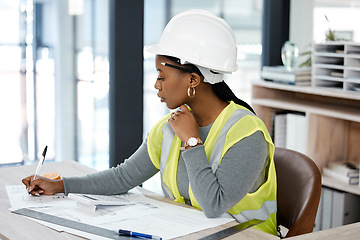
[147,101,277,236]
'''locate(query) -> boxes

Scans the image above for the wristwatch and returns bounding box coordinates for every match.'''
[180,137,203,150]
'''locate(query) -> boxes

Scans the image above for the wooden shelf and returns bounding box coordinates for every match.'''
[252,80,360,100]
[322,176,360,196]
[252,81,360,194]
[252,98,360,123]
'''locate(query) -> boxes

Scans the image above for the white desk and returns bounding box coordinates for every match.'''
[0,160,278,240]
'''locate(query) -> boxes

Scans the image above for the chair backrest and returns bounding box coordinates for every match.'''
[274,147,322,238]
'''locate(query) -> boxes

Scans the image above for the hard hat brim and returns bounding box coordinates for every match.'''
[144,43,165,57]
[145,43,238,73]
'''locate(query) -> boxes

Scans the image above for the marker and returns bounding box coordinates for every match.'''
[29,146,48,194]
[119,229,162,240]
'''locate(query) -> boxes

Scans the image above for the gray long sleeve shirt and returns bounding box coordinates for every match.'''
[63,125,269,218]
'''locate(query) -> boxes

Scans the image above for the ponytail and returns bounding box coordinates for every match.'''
[212,81,256,114]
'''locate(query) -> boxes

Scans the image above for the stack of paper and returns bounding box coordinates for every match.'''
[68,193,137,211]
[323,162,359,185]
[261,66,311,86]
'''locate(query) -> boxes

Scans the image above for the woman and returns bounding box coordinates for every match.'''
[23,9,277,236]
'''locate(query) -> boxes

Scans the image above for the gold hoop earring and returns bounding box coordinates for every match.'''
[187,87,195,98]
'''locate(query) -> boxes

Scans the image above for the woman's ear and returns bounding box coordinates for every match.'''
[189,72,203,88]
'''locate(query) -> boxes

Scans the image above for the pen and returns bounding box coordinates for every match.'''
[119,229,162,240]
[28,146,48,194]
[33,146,48,180]
[29,146,48,194]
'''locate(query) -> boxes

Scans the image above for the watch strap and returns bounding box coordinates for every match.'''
[180,137,203,151]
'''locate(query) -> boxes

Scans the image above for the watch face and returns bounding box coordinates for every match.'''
[188,137,198,146]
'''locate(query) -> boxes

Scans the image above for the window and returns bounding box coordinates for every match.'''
[0,0,23,165]
[0,0,56,165]
[0,0,109,170]
[75,0,109,170]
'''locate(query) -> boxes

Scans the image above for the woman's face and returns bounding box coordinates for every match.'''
[154,55,190,109]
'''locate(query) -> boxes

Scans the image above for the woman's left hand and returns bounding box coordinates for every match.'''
[168,104,200,142]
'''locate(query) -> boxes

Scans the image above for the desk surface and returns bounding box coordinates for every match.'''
[0,160,278,240]
[287,222,360,240]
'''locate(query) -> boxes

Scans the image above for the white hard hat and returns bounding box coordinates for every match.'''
[145,9,238,83]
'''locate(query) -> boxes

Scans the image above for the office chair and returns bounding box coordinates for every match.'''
[274,147,322,238]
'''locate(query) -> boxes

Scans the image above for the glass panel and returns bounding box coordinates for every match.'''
[0,46,23,164]
[0,0,21,44]
[35,47,56,160]
[0,0,23,165]
[223,0,263,104]
[143,0,169,140]
[76,0,109,170]
[0,0,57,166]
[77,71,109,170]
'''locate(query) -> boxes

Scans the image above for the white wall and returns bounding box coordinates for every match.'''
[289,0,314,67]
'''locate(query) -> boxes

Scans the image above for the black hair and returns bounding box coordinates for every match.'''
[164,55,256,114]
[212,81,256,114]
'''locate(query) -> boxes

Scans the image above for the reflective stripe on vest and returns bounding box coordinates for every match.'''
[159,122,177,199]
[233,200,277,222]
[208,109,251,173]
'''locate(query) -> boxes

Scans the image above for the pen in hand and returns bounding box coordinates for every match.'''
[28,146,48,194]
[119,229,162,240]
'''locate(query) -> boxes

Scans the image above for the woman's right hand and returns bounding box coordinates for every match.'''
[22,175,65,196]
